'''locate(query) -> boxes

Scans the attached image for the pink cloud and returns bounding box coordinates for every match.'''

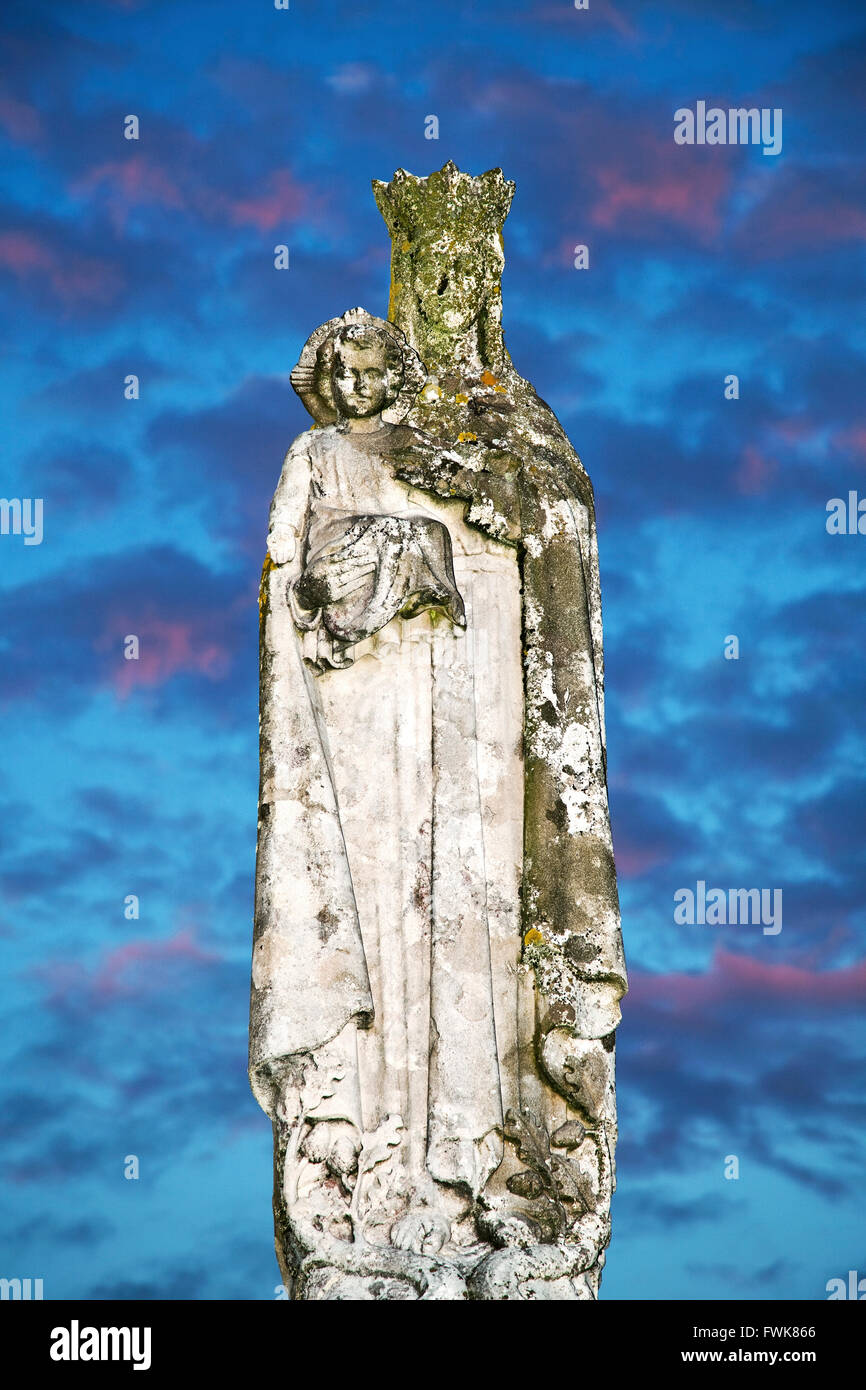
[93,929,217,1000]
[0,231,55,275]
[72,156,186,231]
[771,415,819,445]
[226,169,308,232]
[832,423,866,465]
[615,844,671,878]
[35,929,219,1006]
[733,443,777,495]
[590,152,730,239]
[628,948,866,1016]
[72,150,321,236]
[97,618,232,697]
[0,231,121,306]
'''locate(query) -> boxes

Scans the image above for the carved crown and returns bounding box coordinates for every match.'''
[373,161,515,242]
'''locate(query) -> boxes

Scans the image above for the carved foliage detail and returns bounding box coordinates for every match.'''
[502,1105,611,1242]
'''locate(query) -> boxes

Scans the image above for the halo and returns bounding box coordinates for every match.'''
[290,306,427,425]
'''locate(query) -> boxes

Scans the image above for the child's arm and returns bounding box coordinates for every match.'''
[267,437,313,566]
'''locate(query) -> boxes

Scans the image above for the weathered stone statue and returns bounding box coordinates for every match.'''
[250,163,627,1300]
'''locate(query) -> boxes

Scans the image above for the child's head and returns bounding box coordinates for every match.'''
[328,324,403,420]
[290,308,425,426]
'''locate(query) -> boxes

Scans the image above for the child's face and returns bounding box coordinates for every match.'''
[331,342,393,419]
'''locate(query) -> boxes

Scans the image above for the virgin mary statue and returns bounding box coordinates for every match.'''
[250,164,627,1301]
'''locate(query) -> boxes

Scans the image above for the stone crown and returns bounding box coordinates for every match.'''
[373,161,515,241]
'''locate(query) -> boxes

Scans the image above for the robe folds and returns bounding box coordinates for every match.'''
[250,417,627,1198]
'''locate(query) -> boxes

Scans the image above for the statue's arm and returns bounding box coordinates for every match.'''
[267,437,313,567]
[390,434,522,544]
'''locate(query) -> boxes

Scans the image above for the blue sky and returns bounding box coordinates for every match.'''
[1,0,865,1300]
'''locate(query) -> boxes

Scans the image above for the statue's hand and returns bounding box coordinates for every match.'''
[295,538,378,608]
[391,1209,451,1256]
[478,1211,543,1250]
[268,526,297,566]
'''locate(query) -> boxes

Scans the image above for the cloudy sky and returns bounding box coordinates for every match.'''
[1,0,864,1300]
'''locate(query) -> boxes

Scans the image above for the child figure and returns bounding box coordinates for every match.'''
[268,313,465,669]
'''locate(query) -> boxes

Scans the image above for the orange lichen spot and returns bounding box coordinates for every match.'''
[524,928,544,947]
[480,370,497,387]
[457,431,477,443]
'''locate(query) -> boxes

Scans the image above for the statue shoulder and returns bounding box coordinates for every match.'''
[280,424,339,470]
[514,384,596,515]
[283,424,315,458]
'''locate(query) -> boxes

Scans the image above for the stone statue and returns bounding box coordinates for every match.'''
[250,163,627,1301]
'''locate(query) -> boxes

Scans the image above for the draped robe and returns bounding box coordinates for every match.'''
[251,415,627,1232]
